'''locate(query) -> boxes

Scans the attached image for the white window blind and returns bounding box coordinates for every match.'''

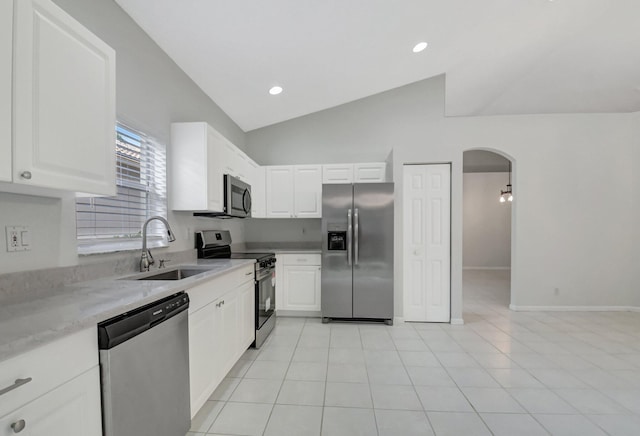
[76,123,168,254]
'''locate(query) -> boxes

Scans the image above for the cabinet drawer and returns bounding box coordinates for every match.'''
[0,327,98,417]
[188,264,254,313]
[279,253,321,266]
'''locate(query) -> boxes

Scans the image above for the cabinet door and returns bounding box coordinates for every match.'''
[294,165,322,218]
[13,0,116,195]
[354,163,386,183]
[250,162,266,218]
[238,280,256,350]
[266,166,295,218]
[188,302,219,417]
[282,265,321,311]
[206,127,224,212]
[322,164,354,184]
[221,140,238,178]
[0,367,102,436]
[218,289,239,377]
[0,0,12,182]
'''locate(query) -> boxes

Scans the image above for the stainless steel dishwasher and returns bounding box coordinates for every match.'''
[98,292,190,436]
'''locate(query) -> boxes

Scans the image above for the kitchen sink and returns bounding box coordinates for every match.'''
[122,266,212,281]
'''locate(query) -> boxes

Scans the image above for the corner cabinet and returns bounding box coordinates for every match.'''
[266,165,322,218]
[11,0,116,195]
[0,0,12,182]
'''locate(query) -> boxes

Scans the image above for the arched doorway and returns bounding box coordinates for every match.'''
[462,149,515,316]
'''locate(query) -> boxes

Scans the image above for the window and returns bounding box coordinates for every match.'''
[76,123,168,254]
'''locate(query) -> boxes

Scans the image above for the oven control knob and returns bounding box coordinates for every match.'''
[260,261,266,268]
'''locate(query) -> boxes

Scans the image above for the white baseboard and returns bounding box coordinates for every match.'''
[450,318,465,325]
[393,317,405,325]
[509,304,640,312]
[463,267,511,271]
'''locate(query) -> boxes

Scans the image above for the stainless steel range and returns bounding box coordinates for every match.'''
[196,230,276,348]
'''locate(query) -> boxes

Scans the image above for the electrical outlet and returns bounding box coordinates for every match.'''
[6,226,30,252]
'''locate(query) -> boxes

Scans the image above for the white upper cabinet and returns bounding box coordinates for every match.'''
[322,163,387,185]
[322,164,354,184]
[353,163,386,183]
[171,122,222,212]
[293,165,322,218]
[266,165,322,218]
[0,0,12,183]
[249,160,266,218]
[266,166,295,217]
[171,122,259,212]
[12,0,116,195]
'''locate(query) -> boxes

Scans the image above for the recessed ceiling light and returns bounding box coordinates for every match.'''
[412,42,428,53]
[269,86,283,95]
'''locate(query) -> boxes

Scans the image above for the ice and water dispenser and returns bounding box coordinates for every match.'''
[327,231,347,251]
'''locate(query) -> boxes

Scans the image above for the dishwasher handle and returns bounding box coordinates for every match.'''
[98,292,189,350]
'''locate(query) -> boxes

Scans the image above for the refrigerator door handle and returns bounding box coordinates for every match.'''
[354,208,359,265]
[347,209,353,266]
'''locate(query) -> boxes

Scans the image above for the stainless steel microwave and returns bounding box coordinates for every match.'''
[224,174,252,218]
[193,174,251,218]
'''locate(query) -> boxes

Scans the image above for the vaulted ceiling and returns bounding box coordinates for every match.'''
[116,0,640,132]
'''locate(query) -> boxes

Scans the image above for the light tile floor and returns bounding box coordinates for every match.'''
[188,270,640,435]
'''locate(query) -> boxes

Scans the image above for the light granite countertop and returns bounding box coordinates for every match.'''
[0,259,255,362]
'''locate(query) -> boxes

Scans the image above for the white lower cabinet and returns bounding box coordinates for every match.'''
[188,265,255,417]
[277,253,321,313]
[0,327,101,436]
[283,265,321,311]
[0,367,102,436]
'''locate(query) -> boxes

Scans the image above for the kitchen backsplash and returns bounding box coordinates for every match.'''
[0,248,196,300]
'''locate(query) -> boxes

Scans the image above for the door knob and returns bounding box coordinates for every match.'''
[11,419,26,433]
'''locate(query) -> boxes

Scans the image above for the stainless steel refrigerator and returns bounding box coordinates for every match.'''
[321,183,394,324]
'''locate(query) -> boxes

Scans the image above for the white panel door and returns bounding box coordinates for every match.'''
[354,163,386,183]
[322,164,354,184]
[283,265,321,311]
[294,165,322,218]
[403,164,450,322]
[13,0,116,195]
[266,166,294,217]
[0,367,102,436]
[0,0,12,182]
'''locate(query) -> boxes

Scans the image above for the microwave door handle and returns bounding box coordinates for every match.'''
[243,189,252,214]
[347,209,352,266]
[354,208,359,265]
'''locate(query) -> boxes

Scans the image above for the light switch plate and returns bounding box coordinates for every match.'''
[6,226,30,252]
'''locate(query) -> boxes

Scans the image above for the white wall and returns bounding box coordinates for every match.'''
[463,173,511,269]
[0,0,247,274]
[247,75,638,319]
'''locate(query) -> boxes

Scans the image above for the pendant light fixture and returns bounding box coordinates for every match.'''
[499,161,513,203]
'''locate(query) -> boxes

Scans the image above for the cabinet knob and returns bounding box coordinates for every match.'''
[20,171,32,180]
[11,420,26,433]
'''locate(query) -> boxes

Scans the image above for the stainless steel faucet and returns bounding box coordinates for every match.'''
[140,216,176,272]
